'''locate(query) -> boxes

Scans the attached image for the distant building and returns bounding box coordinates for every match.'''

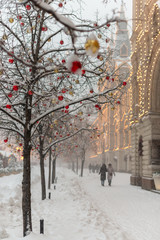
[90,3,132,172]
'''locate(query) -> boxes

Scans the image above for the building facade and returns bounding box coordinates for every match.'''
[90,3,132,172]
[130,0,160,190]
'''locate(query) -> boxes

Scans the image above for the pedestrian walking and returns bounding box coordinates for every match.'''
[107,163,115,186]
[99,163,108,186]
[88,163,92,173]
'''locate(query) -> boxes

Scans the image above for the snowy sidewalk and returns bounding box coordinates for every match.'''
[0,167,160,240]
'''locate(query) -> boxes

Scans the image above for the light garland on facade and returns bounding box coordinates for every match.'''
[131,1,160,121]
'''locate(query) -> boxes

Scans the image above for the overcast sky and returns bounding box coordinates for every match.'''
[80,0,132,35]
[83,0,132,20]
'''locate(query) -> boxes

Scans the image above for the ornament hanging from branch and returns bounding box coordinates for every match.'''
[66,55,82,74]
[85,33,100,57]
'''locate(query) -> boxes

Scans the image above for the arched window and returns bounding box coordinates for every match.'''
[120,44,128,57]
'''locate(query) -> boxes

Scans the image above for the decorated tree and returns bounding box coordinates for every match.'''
[0,0,128,236]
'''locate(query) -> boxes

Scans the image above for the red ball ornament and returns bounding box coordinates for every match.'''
[107,23,110,27]
[123,81,127,86]
[13,85,18,91]
[65,105,69,109]
[95,104,99,108]
[17,15,22,19]
[20,22,24,26]
[28,90,33,95]
[90,89,94,93]
[71,61,82,73]
[58,95,63,101]
[9,59,14,64]
[6,104,11,109]
[117,100,120,104]
[59,3,63,7]
[81,69,85,75]
[112,78,114,82]
[65,110,68,113]
[42,27,47,31]
[60,40,64,45]
[4,138,8,143]
[26,5,31,10]
[106,76,110,80]
[19,143,22,146]
[61,89,66,93]
[8,93,12,98]
[62,59,66,63]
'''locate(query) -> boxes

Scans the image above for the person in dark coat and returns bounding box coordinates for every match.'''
[99,163,108,186]
[107,163,115,186]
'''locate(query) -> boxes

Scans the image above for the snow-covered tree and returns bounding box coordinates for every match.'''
[0,0,128,236]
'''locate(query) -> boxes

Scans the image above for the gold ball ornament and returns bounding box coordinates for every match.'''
[2,34,7,40]
[54,69,59,73]
[85,39,100,55]
[98,34,102,39]
[78,111,83,116]
[52,98,56,104]
[69,91,74,96]
[9,18,14,23]
[54,120,58,125]
[75,80,79,84]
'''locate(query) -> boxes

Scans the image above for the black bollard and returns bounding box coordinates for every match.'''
[54,185,56,190]
[40,219,44,234]
[49,192,51,199]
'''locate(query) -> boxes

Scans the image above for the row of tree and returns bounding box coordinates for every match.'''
[0,0,127,236]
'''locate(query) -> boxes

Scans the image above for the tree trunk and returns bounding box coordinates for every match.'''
[40,152,46,200]
[22,108,32,236]
[80,159,85,177]
[72,161,75,172]
[80,149,85,177]
[76,157,78,174]
[52,157,56,184]
[48,148,52,189]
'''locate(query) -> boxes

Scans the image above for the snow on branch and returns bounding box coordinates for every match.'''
[43,127,95,156]
[27,0,118,32]
[0,107,25,127]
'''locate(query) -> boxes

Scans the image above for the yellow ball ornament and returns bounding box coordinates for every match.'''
[2,34,7,40]
[9,18,14,23]
[75,80,79,84]
[85,39,100,55]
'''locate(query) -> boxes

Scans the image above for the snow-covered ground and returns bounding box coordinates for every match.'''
[0,166,160,240]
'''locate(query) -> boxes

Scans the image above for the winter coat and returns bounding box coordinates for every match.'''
[107,166,115,180]
[99,164,108,181]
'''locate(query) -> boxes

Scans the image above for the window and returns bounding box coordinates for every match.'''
[120,44,128,57]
